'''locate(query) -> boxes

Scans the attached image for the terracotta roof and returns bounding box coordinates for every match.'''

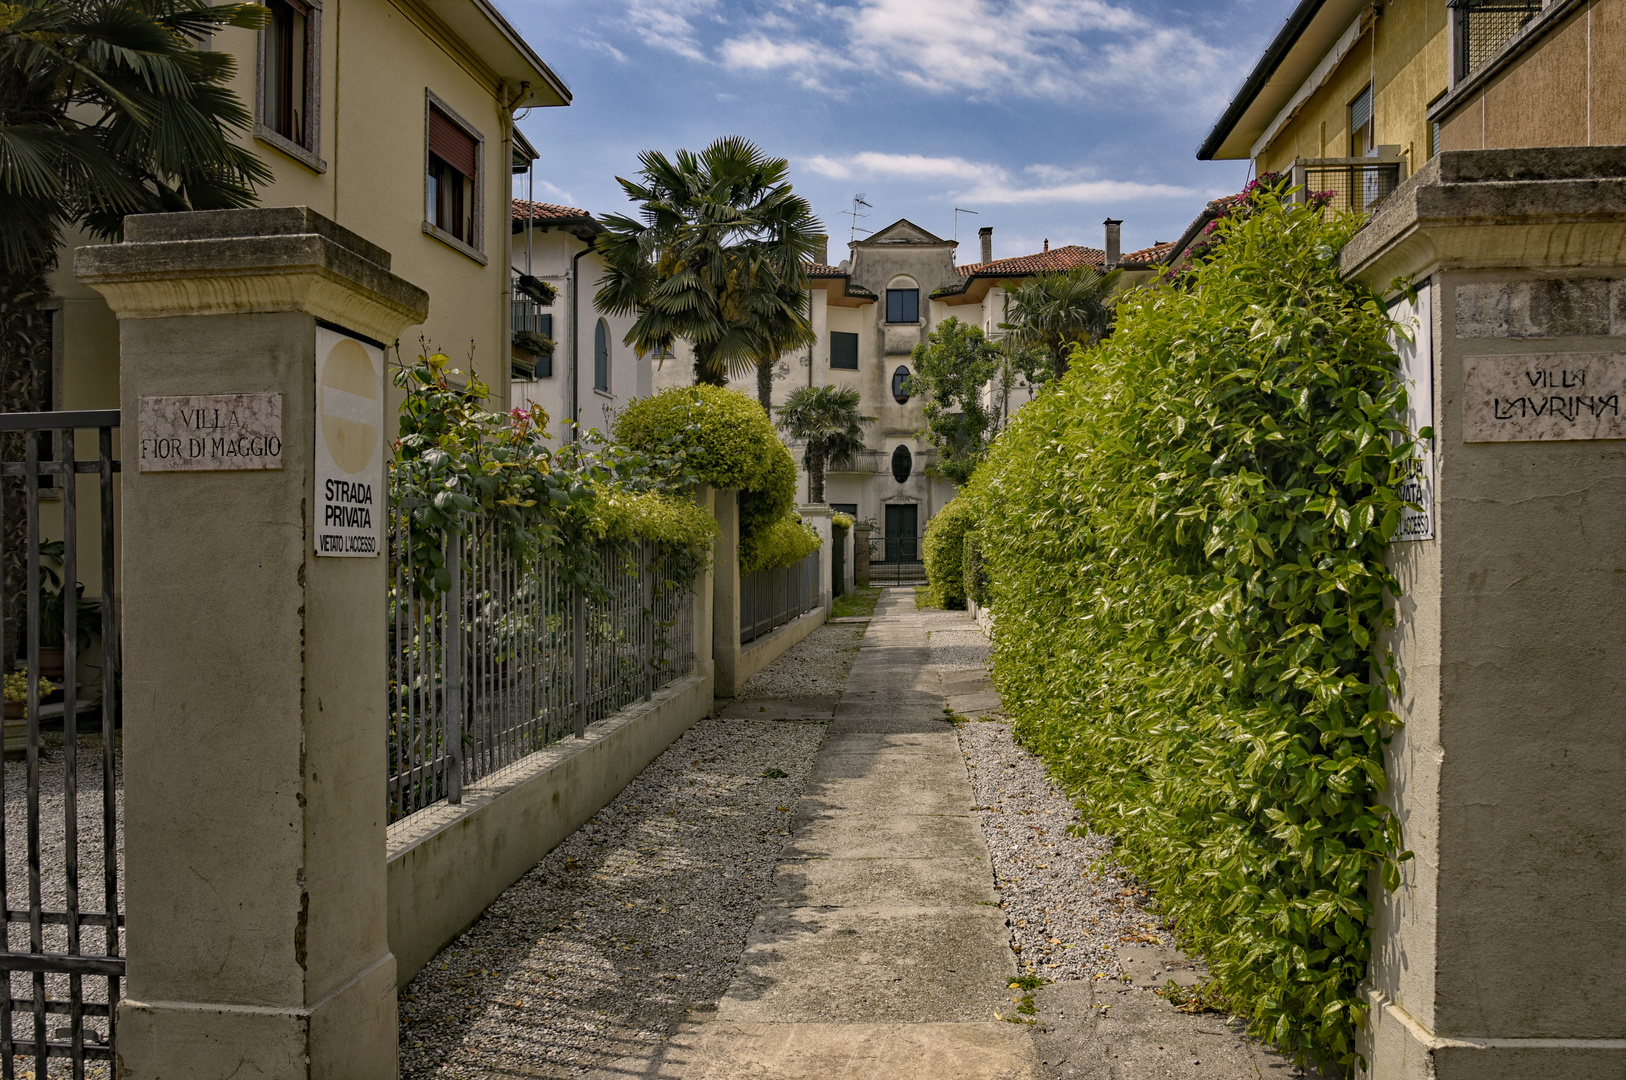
[954,245,1106,278]
[807,262,847,277]
[1124,241,1176,263]
[512,199,594,222]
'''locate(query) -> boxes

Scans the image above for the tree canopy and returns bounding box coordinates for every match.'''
[774,384,872,505]
[594,136,822,394]
[1001,264,1123,381]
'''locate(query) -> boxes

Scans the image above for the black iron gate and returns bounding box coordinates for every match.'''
[0,410,122,1076]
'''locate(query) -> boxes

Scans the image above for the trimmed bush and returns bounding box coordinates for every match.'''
[741,513,821,574]
[963,188,1418,1070]
[921,498,976,609]
[614,385,798,569]
[587,485,716,564]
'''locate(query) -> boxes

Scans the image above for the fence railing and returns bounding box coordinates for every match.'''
[740,551,819,645]
[387,510,694,822]
[0,409,124,1072]
[1291,158,1405,217]
[866,535,927,586]
[1452,0,1543,79]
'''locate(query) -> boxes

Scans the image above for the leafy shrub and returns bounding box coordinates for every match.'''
[614,385,798,570]
[586,486,716,564]
[962,529,987,608]
[963,188,1416,1070]
[741,513,821,574]
[922,498,976,609]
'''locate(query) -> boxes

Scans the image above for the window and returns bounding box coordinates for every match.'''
[257,0,321,168]
[594,319,610,392]
[831,503,858,517]
[890,446,913,484]
[885,288,919,324]
[892,365,911,404]
[830,331,859,370]
[1451,0,1543,82]
[1349,84,1374,157]
[426,99,483,258]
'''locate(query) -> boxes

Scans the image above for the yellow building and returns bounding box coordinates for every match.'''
[45,0,571,423]
[1200,0,1626,197]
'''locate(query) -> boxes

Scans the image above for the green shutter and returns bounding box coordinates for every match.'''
[831,332,859,369]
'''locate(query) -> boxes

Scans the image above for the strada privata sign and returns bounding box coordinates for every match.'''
[314,327,384,557]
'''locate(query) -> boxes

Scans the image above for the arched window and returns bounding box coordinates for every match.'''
[594,319,609,392]
[892,366,911,404]
[891,444,912,483]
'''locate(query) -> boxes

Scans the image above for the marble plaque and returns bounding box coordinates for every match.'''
[1462,354,1626,442]
[138,394,283,471]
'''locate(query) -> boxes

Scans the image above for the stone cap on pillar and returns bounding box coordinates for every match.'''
[1340,147,1626,288]
[75,205,429,345]
[797,504,834,520]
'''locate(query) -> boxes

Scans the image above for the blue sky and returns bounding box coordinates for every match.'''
[508,0,1290,262]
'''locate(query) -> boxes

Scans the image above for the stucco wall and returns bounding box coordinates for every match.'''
[1437,0,1626,152]
[1258,1,1450,176]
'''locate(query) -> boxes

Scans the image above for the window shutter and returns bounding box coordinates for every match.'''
[429,108,478,178]
[831,332,859,369]
[1350,86,1372,141]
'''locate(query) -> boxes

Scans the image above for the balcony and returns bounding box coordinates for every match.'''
[1450,0,1543,80]
[511,271,555,378]
[1289,157,1406,218]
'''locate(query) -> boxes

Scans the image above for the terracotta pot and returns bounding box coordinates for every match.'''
[38,647,65,680]
[3,700,21,720]
[3,710,24,759]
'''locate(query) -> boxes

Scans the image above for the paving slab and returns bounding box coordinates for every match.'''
[770,855,999,906]
[657,1021,1038,1080]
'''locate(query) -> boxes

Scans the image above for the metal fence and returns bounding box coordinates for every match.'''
[866,535,926,587]
[1452,0,1542,78]
[1292,158,1405,217]
[740,551,820,645]
[0,410,123,1075]
[387,511,694,822]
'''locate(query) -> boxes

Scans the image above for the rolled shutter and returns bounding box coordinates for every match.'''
[429,108,478,178]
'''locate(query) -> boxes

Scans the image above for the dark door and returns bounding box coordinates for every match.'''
[885,504,917,562]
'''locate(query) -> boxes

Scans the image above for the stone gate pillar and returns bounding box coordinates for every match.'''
[798,504,834,615]
[77,208,427,1077]
[1341,149,1626,1080]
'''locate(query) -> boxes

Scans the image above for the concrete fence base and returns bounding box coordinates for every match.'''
[385,663,715,985]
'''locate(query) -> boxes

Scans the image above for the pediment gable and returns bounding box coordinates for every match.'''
[858,218,951,246]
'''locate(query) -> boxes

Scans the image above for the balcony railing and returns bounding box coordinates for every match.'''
[1450,0,1543,80]
[1290,157,1406,218]
[511,271,555,378]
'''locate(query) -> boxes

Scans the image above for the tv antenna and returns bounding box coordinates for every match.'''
[953,207,979,244]
[839,194,872,244]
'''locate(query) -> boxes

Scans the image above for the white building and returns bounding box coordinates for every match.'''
[653,218,1173,562]
[509,196,652,442]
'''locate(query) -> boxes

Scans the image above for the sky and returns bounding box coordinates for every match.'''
[507,0,1293,263]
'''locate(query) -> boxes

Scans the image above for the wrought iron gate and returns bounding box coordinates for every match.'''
[0,410,122,1076]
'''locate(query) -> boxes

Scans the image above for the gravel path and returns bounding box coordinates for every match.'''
[959,714,1172,983]
[400,623,864,1078]
[2,729,124,1075]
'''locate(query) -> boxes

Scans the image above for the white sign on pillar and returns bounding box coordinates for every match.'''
[314,326,385,557]
[1389,284,1435,542]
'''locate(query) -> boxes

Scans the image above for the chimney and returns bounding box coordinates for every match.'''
[978,226,993,264]
[1043,238,1049,252]
[1103,218,1122,269]
[813,234,829,266]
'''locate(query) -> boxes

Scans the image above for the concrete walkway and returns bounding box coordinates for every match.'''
[661,591,1037,1078]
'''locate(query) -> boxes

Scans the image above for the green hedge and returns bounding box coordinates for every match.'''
[922,498,975,609]
[586,485,717,563]
[741,513,821,574]
[964,188,1417,1070]
[614,385,798,570]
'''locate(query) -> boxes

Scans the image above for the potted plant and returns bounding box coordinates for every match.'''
[33,541,100,681]
[4,671,55,758]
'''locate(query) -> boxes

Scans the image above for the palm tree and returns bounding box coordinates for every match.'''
[775,385,873,505]
[1002,264,1124,381]
[1,0,268,660]
[594,136,822,397]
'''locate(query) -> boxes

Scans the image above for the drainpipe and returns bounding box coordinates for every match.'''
[568,242,592,441]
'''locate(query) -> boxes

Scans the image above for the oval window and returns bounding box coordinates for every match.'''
[891,444,912,483]
[892,366,911,404]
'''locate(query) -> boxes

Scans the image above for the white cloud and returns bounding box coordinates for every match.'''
[800,152,1195,205]
[700,0,1234,105]
[626,0,718,63]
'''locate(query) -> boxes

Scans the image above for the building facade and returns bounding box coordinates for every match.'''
[653,218,1169,560]
[509,200,652,443]
[44,0,570,426]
